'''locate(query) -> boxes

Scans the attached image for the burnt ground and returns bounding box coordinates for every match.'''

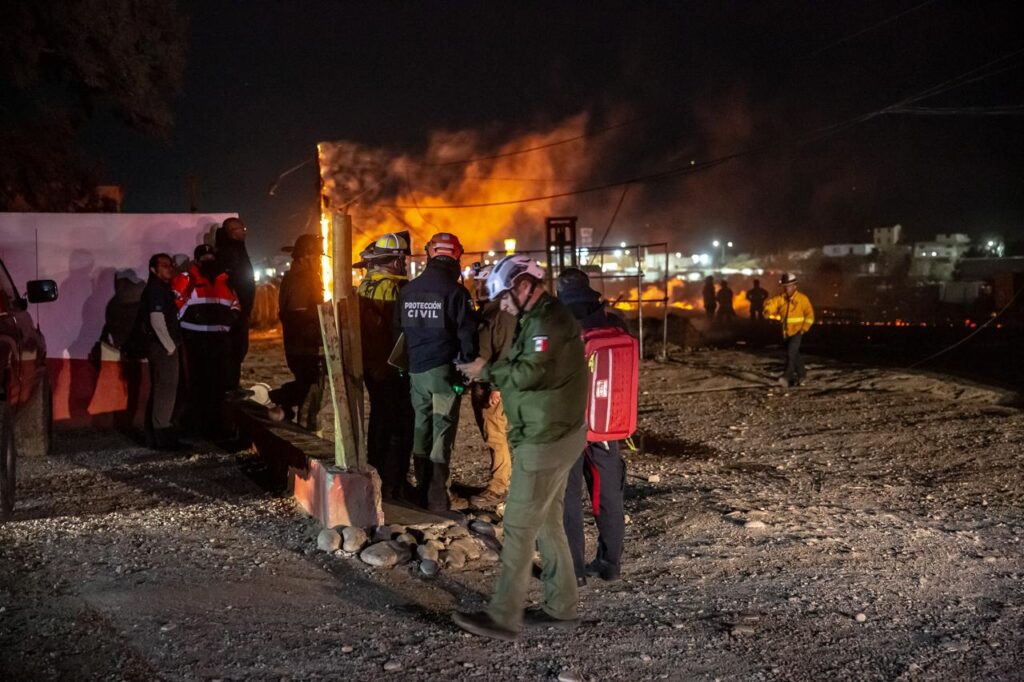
[1,336,1022,681]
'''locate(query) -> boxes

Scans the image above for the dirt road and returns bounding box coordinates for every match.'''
[2,341,1022,680]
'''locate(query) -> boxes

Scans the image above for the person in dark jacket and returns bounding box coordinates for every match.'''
[716,279,736,323]
[140,253,183,449]
[357,232,414,500]
[171,244,240,439]
[746,279,768,320]
[556,267,629,584]
[702,275,717,319]
[268,234,325,429]
[396,232,478,512]
[215,217,256,396]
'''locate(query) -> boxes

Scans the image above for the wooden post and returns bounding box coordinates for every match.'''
[321,211,366,471]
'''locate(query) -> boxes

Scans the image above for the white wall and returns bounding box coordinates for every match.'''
[0,212,236,359]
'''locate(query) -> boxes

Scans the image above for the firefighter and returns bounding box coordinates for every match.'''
[171,244,240,439]
[763,272,815,387]
[396,232,477,512]
[468,265,515,509]
[268,234,325,429]
[556,267,628,584]
[357,232,414,500]
[453,255,588,641]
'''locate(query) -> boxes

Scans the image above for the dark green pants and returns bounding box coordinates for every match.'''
[409,364,462,464]
[488,424,587,631]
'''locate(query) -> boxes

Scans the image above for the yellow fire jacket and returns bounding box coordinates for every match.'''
[763,290,814,338]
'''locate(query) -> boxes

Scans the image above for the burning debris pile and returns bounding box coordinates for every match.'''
[313,513,504,576]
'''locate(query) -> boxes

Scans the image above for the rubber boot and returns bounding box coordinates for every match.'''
[414,457,432,508]
[427,462,450,512]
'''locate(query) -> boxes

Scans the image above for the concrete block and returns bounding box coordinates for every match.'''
[292,458,384,528]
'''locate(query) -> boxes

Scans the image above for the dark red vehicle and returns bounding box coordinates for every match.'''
[0,258,58,519]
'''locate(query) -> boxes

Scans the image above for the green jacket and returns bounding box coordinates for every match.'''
[482,293,588,446]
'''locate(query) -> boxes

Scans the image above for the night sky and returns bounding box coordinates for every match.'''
[81,0,1023,261]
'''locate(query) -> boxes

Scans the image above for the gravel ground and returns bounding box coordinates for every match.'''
[2,336,1022,681]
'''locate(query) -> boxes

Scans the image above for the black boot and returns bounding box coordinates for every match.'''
[427,462,450,512]
[414,457,432,507]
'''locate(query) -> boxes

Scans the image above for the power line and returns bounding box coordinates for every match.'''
[886,104,1024,116]
[811,0,939,56]
[416,116,643,168]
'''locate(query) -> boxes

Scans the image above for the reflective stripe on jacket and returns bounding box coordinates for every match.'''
[171,265,240,333]
[763,290,814,338]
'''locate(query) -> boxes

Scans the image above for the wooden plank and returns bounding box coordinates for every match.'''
[336,292,366,471]
[318,301,358,469]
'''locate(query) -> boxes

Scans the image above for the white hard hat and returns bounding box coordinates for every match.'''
[486,255,545,300]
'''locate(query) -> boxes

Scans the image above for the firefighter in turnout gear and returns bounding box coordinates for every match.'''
[763,272,815,387]
[171,244,240,438]
[396,232,478,512]
[453,255,589,641]
[357,232,415,500]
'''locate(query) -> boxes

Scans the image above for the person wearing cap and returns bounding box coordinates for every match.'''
[215,217,256,397]
[468,264,516,509]
[763,273,815,387]
[171,244,241,438]
[556,267,629,585]
[268,234,325,428]
[453,255,588,641]
[356,232,415,500]
[396,232,478,512]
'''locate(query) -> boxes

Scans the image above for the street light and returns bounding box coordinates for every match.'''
[712,239,732,265]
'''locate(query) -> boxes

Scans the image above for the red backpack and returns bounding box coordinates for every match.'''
[582,326,639,441]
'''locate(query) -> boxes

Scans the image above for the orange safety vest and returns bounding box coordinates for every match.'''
[171,265,240,332]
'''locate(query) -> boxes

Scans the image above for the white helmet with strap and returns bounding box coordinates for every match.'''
[486,255,545,301]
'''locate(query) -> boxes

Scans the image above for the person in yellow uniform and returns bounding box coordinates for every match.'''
[356,232,415,500]
[763,273,814,387]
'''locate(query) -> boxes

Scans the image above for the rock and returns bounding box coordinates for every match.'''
[442,547,467,570]
[383,660,402,672]
[558,671,583,682]
[341,527,368,553]
[317,528,341,552]
[470,519,497,537]
[425,539,445,552]
[417,544,440,562]
[446,525,470,540]
[731,624,756,636]
[341,645,354,653]
[419,559,439,577]
[395,532,417,547]
[855,612,867,623]
[450,537,481,561]
[648,474,661,483]
[360,541,406,568]
[744,520,767,529]
[479,547,500,563]
[372,524,405,543]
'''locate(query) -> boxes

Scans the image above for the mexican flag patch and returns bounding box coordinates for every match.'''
[532,335,549,352]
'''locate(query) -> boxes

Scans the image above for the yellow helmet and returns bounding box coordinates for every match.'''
[360,231,411,261]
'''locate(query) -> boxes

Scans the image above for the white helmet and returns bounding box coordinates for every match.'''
[486,255,545,300]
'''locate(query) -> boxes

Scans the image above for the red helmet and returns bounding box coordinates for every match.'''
[426,232,464,260]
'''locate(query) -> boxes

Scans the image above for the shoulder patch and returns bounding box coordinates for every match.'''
[532,335,549,352]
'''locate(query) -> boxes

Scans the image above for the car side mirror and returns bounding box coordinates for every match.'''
[26,279,59,304]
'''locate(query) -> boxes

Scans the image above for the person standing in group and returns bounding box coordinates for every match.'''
[140,253,182,450]
[171,244,239,439]
[716,279,735,323]
[556,268,629,586]
[702,275,717,320]
[746,278,768,320]
[468,265,516,510]
[216,217,255,398]
[268,234,325,429]
[453,255,588,641]
[396,232,478,512]
[357,232,415,501]
[763,273,815,387]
